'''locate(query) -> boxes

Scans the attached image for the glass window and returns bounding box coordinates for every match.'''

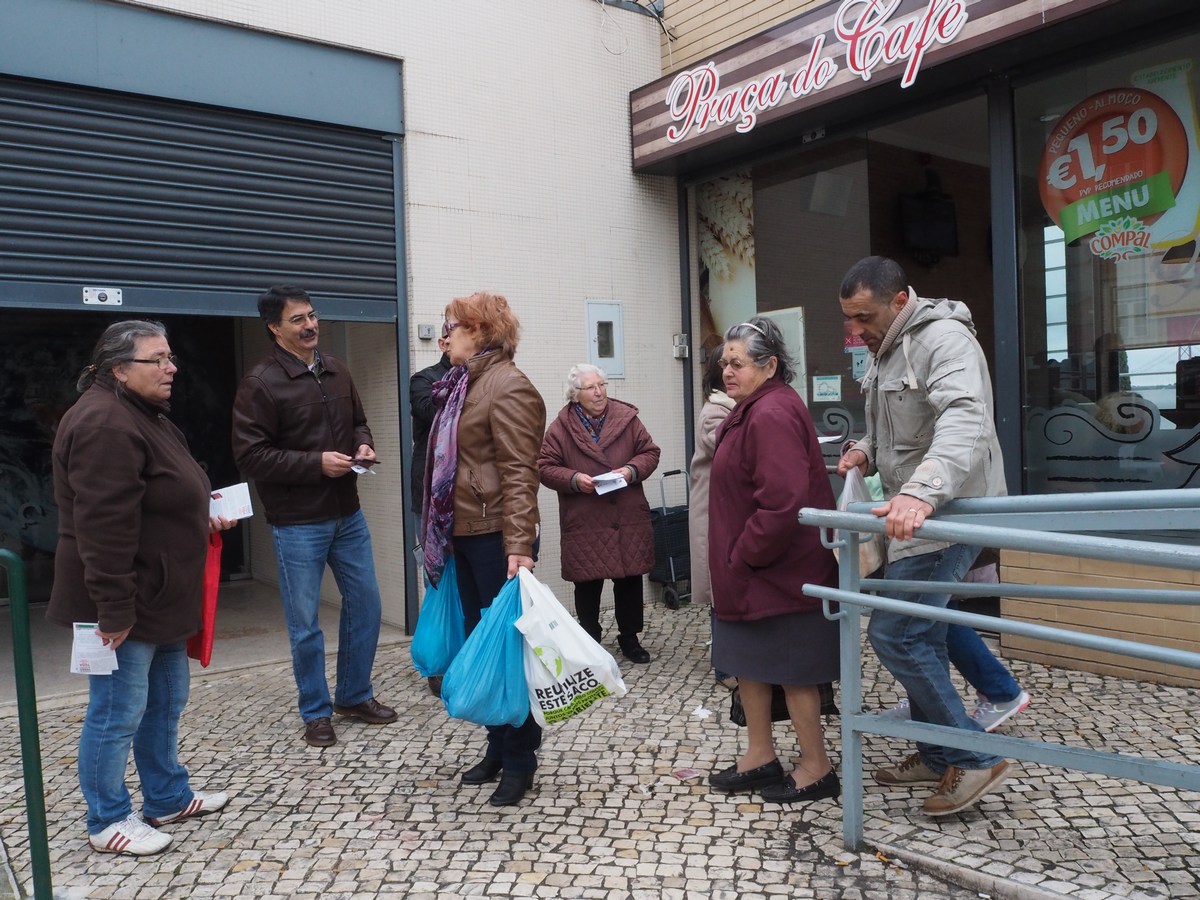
[1016,32,1200,496]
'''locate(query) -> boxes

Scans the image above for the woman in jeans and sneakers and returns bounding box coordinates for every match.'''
[877,553,1031,731]
[48,320,236,856]
[422,291,546,807]
[688,343,738,689]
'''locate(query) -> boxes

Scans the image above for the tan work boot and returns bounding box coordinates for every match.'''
[923,760,1014,816]
[873,752,942,786]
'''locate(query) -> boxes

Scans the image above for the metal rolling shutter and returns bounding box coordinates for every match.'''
[0,75,397,304]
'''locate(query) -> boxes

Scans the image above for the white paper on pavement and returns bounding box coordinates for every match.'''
[592,472,628,495]
[210,482,254,520]
[71,623,118,675]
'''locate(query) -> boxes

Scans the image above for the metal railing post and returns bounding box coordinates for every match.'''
[836,530,866,849]
[2,550,53,899]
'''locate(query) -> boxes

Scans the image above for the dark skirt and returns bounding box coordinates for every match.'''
[712,609,840,685]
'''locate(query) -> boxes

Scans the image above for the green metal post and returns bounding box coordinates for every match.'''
[2,550,53,899]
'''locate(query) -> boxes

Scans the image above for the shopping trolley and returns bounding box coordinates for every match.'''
[648,468,691,609]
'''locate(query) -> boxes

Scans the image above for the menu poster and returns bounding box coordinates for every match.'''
[1039,59,1200,264]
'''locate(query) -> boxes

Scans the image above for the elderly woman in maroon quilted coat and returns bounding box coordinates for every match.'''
[538,364,661,664]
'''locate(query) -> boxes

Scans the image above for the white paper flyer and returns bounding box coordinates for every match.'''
[210,482,254,520]
[71,623,118,675]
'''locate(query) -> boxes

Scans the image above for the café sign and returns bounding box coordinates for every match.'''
[666,0,968,143]
[631,0,1110,172]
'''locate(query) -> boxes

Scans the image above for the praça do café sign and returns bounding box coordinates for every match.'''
[630,0,1105,172]
[667,0,966,142]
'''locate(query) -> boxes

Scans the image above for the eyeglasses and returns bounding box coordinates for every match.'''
[129,354,179,370]
[582,382,608,393]
[287,311,320,326]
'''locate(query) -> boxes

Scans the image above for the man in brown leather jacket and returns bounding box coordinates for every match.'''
[232,285,398,748]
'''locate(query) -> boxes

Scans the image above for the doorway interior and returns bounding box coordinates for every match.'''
[0,311,246,606]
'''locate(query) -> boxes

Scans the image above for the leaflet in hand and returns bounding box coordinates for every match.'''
[71,623,118,675]
[210,482,253,520]
[593,472,628,495]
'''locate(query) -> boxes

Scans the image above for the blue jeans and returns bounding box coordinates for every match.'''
[947,614,1021,703]
[454,532,542,774]
[272,508,382,722]
[79,640,193,833]
[867,544,1002,772]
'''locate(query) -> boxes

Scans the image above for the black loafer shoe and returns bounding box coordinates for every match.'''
[489,771,534,806]
[760,769,841,804]
[618,636,652,664]
[709,759,785,792]
[334,697,398,724]
[460,757,503,785]
[304,717,336,747]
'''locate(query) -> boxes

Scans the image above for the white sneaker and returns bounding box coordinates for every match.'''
[146,790,229,827]
[877,697,911,720]
[89,813,172,856]
[972,690,1031,732]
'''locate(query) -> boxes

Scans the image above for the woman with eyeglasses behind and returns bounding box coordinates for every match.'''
[706,316,841,805]
[538,363,661,664]
[48,320,236,857]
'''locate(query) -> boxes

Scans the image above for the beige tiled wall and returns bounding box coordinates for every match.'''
[1001,550,1200,688]
[129,1,684,626]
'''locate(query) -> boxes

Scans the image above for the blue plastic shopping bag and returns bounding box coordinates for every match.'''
[440,576,530,727]
[410,557,466,677]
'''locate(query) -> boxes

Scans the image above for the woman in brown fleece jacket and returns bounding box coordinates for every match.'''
[48,320,235,858]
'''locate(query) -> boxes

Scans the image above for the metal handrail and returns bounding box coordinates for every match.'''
[799,489,1200,850]
[1,550,52,898]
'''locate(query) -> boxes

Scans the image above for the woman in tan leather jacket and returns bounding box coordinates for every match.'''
[421,290,546,807]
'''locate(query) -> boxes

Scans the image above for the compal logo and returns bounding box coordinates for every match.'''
[1090,216,1153,260]
[534,646,563,677]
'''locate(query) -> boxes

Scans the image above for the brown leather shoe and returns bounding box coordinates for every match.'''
[304,717,336,747]
[333,697,398,724]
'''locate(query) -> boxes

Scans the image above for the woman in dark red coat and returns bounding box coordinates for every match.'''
[707,317,841,805]
[538,364,660,663]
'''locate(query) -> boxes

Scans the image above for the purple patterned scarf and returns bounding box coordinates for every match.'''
[573,402,606,442]
[421,362,470,586]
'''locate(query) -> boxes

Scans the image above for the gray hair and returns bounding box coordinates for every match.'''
[77,319,168,392]
[565,363,607,404]
[723,316,795,383]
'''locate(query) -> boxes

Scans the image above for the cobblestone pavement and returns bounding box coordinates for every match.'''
[1,599,1198,899]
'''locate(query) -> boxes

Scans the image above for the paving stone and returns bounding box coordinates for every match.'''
[1,605,1198,898]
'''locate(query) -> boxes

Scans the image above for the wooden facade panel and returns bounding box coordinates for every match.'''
[660,0,821,72]
[1001,597,1195,634]
[1000,550,1200,686]
[1005,638,1200,688]
[1010,552,1196,585]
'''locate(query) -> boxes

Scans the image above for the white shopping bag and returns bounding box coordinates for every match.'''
[515,568,628,727]
[835,467,886,576]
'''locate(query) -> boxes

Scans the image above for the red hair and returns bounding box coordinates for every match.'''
[445,291,521,358]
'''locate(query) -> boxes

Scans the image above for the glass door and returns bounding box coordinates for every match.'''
[693,94,991,471]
